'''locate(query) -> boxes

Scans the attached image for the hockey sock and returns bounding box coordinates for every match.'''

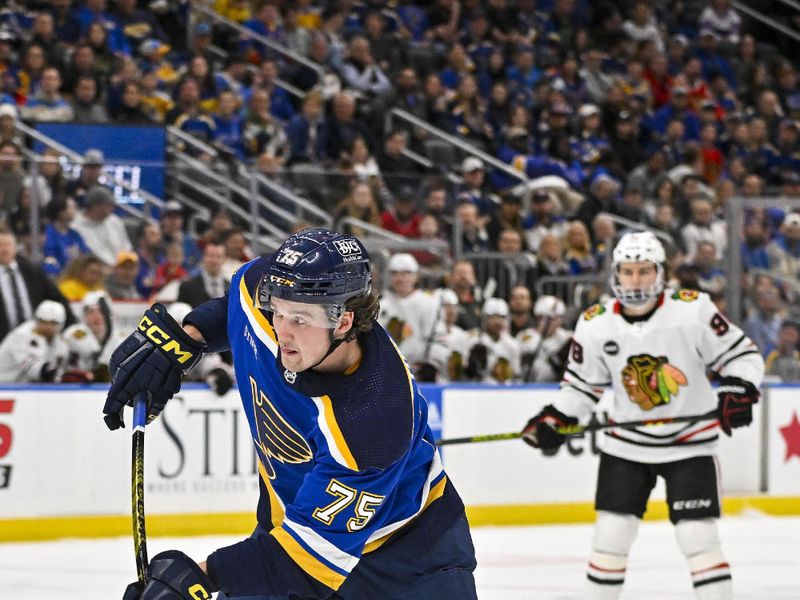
[586,511,640,600]
[675,519,732,600]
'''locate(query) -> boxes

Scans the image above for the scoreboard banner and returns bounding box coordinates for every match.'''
[34,123,166,207]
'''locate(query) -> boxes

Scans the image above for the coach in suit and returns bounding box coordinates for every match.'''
[0,225,75,342]
[177,240,229,307]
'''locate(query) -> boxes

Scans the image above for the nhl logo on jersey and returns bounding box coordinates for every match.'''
[284,369,297,384]
[603,340,619,355]
[621,354,687,410]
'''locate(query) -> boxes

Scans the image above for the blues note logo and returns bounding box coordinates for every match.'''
[249,376,311,478]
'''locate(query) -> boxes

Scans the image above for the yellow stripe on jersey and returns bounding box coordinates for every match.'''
[363,476,448,554]
[271,526,347,591]
[257,460,285,527]
[319,395,359,471]
[239,276,278,345]
[385,334,416,437]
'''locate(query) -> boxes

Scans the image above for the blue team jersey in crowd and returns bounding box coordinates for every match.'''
[195,258,464,598]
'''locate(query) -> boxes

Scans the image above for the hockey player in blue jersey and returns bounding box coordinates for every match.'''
[103,228,478,600]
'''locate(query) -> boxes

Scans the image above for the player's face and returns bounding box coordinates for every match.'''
[389,270,416,296]
[617,261,658,292]
[271,298,344,372]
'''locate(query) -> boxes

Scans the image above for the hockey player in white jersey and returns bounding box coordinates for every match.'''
[378,253,440,375]
[465,298,520,383]
[0,300,69,382]
[517,295,573,382]
[61,291,128,382]
[428,288,472,382]
[521,231,763,600]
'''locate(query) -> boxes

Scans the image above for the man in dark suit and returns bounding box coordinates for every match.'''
[0,225,75,342]
[177,240,229,307]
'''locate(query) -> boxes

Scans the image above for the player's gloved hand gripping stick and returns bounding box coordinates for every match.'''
[716,375,759,435]
[103,303,205,430]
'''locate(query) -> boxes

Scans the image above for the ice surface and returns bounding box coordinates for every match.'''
[1,514,798,599]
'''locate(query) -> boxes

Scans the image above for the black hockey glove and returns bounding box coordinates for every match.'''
[465,344,488,381]
[521,404,579,454]
[717,376,760,436]
[121,550,216,600]
[103,304,205,430]
[206,366,234,396]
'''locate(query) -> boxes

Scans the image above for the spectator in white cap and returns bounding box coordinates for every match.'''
[0,103,22,148]
[766,212,800,285]
[457,156,499,216]
[464,297,520,383]
[573,103,610,170]
[377,252,441,379]
[0,300,69,382]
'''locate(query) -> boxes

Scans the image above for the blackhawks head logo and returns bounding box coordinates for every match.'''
[491,356,514,383]
[621,354,687,410]
[386,316,412,342]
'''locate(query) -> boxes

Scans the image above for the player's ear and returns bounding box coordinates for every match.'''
[335,311,355,338]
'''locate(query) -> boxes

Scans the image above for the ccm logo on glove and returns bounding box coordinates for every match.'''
[188,583,211,599]
[138,315,197,364]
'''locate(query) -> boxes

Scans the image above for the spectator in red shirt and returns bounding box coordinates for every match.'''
[151,241,188,296]
[644,52,672,108]
[700,123,724,184]
[381,186,422,238]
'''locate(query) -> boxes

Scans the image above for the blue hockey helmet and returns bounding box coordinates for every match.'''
[258,228,372,319]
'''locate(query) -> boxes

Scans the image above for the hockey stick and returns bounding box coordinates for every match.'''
[132,393,149,584]
[436,409,719,446]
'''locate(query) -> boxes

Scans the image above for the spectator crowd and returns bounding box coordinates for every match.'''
[0,0,799,384]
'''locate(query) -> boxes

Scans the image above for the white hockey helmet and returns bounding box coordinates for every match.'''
[610,231,666,307]
[167,302,193,325]
[482,297,510,318]
[534,295,566,318]
[35,300,66,326]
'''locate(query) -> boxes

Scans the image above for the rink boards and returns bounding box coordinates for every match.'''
[0,383,799,541]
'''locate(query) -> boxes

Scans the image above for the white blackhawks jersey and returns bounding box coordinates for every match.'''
[467,329,520,384]
[553,289,765,464]
[517,327,573,382]
[428,323,472,382]
[378,289,440,366]
[0,321,69,382]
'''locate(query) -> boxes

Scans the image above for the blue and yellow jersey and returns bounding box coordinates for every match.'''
[192,258,462,598]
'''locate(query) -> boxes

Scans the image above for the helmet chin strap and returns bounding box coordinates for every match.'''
[307,329,346,371]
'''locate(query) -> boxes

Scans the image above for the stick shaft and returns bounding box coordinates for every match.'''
[436,409,718,446]
[132,394,149,584]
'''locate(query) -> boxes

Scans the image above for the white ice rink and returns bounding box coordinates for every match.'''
[1,513,798,599]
